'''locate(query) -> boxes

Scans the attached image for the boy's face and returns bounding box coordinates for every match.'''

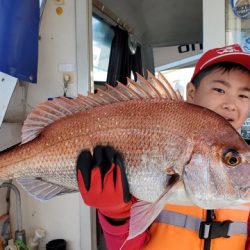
[187,68,250,130]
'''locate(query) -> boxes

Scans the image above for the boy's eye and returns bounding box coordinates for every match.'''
[239,94,249,99]
[212,88,224,93]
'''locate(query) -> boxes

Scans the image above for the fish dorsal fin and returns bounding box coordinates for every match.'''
[22,96,91,144]
[21,72,182,144]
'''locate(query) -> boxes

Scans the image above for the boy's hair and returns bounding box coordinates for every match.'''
[190,44,250,86]
[192,62,250,88]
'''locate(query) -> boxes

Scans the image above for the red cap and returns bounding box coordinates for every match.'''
[191,44,250,82]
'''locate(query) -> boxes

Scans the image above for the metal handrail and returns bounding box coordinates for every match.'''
[0,182,22,232]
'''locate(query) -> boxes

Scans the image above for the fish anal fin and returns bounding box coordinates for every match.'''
[16,177,76,201]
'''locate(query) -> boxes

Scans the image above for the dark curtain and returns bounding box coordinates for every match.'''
[131,45,142,81]
[106,26,143,86]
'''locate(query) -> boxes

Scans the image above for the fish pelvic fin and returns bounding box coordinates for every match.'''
[16,177,76,201]
[21,72,183,144]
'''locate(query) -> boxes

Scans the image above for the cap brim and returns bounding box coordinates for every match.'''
[191,52,250,82]
[200,52,250,71]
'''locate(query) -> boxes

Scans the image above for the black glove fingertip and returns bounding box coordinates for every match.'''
[76,150,93,191]
[93,145,105,166]
[93,145,114,178]
[104,145,115,163]
[115,153,131,203]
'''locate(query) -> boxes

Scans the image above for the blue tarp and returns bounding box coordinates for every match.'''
[0,0,39,83]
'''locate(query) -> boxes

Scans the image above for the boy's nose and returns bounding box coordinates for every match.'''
[221,102,236,111]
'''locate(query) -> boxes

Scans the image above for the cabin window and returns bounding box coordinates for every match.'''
[92,16,114,83]
[225,0,250,52]
[225,0,250,139]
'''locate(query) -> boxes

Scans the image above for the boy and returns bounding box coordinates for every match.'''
[76,44,250,250]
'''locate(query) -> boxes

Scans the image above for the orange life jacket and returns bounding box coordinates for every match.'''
[143,204,248,250]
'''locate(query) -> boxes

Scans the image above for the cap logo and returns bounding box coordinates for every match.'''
[216,46,241,54]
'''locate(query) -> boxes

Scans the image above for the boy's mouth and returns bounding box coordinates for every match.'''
[218,112,235,123]
[225,117,234,122]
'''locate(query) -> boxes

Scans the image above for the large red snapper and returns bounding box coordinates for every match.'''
[0,72,249,239]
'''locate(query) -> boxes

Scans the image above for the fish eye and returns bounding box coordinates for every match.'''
[223,149,241,166]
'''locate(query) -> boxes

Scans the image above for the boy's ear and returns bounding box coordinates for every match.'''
[186,82,196,103]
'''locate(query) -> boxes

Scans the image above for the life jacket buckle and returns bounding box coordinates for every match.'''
[199,220,233,239]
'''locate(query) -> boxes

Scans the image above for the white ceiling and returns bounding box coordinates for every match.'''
[98,0,203,47]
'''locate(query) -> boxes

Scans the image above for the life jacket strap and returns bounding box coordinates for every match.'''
[155,210,247,238]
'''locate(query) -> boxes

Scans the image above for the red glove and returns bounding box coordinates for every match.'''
[76,145,133,219]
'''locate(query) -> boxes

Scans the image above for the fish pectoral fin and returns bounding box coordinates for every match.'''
[126,200,163,242]
[126,178,182,243]
[16,177,76,201]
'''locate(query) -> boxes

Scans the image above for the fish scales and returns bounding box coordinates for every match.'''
[1,99,192,190]
[1,100,186,179]
[0,74,249,210]
[0,96,243,200]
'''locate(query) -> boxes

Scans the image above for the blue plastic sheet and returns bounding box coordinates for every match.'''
[0,0,39,83]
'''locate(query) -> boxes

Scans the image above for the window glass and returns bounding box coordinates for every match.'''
[226,0,250,139]
[158,68,194,100]
[92,16,114,82]
[225,0,250,51]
